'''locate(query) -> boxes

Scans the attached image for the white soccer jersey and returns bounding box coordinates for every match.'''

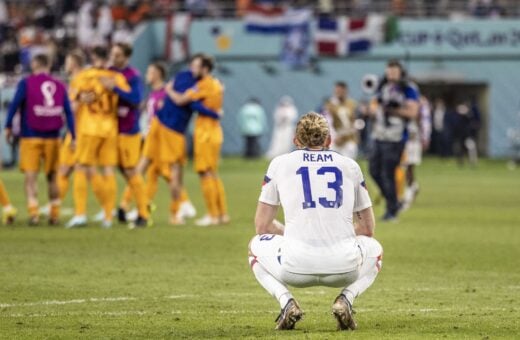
[259,149,372,274]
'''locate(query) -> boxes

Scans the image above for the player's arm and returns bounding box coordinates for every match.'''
[165,81,200,105]
[112,76,143,105]
[354,207,376,237]
[352,162,375,236]
[63,95,76,140]
[4,79,26,142]
[255,202,284,235]
[190,101,221,120]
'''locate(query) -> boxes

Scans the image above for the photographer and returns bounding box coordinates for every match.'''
[366,60,420,221]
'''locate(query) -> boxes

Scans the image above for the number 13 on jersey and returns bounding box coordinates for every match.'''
[296,166,343,209]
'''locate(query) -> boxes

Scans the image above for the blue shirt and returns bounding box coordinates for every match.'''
[4,78,75,139]
[156,70,220,134]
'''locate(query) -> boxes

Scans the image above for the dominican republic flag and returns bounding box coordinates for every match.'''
[315,15,386,56]
[244,1,312,34]
[165,13,191,63]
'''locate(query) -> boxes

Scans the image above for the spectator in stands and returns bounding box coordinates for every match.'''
[238,98,267,159]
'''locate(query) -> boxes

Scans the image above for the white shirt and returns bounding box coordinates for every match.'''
[259,149,372,274]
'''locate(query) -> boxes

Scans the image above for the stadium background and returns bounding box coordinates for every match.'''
[1,1,520,159]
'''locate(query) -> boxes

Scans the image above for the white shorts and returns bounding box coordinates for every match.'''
[249,234,382,288]
[405,140,422,165]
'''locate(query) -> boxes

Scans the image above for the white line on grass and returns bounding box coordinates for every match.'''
[0,297,136,308]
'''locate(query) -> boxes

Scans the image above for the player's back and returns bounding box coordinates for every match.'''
[75,68,127,137]
[262,149,371,274]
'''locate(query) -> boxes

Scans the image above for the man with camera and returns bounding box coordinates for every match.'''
[366,60,419,221]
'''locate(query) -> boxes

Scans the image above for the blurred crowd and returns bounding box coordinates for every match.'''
[0,0,172,73]
[1,0,519,73]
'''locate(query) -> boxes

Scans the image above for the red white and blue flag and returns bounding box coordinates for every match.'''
[245,1,311,34]
[315,15,385,56]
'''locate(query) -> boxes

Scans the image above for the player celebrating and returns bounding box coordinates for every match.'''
[100,42,149,227]
[248,112,383,331]
[138,55,220,225]
[4,54,75,225]
[166,54,229,226]
[119,62,197,221]
[66,46,130,228]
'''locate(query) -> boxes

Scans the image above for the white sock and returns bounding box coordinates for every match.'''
[3,204,13,211]
[249,256,293,309]
[341,256,381,305]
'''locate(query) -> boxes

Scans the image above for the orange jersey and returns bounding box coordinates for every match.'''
[74,68,130,137]
[185,75,224,132]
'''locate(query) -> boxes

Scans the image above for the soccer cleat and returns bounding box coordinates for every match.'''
[274,298,303,330]
[195,215,219,227]
[2,206,17,225]
[65,215,87,229]
[332,294,357,331]
[178,201,197,219]
[93,209,115,222]
[125,209,138,222]
[128,216,151,229]
[100,219,113,229]
[117,207,127,223]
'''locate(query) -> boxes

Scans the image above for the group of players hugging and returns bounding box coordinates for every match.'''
[1,44,229,229]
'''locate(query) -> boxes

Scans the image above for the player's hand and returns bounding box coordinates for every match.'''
[79,91,96,104]
[4,128,13,145]
[69,140,76,152]
[99,76,116,91]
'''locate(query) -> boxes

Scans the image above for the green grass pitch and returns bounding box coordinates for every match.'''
[0,158,519,339]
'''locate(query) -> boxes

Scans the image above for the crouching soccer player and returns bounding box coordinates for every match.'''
[248,112,383,330]
[4,54,75,225]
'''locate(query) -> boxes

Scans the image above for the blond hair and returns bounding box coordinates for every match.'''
[295,112,330,148]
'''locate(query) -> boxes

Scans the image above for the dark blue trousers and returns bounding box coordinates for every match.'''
[369,140,405,216]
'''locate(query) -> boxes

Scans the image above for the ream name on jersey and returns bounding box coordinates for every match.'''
[302,152,333,162]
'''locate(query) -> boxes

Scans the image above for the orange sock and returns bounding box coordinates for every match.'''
[120,185,133,210]
[200,176,219,218]
[0,180,11,207]
[103,174,117,221]
[50,200,60,220]
[57,173,69,201]
[90,173,106,210]
[214,177,228,216]
[179,188,189,203]
[128,175,149,219]
[145,165,159,200]
[73,171,88,216]
[395,166,406,201]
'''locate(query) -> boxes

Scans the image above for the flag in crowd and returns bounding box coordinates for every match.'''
[315,14,387,56]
